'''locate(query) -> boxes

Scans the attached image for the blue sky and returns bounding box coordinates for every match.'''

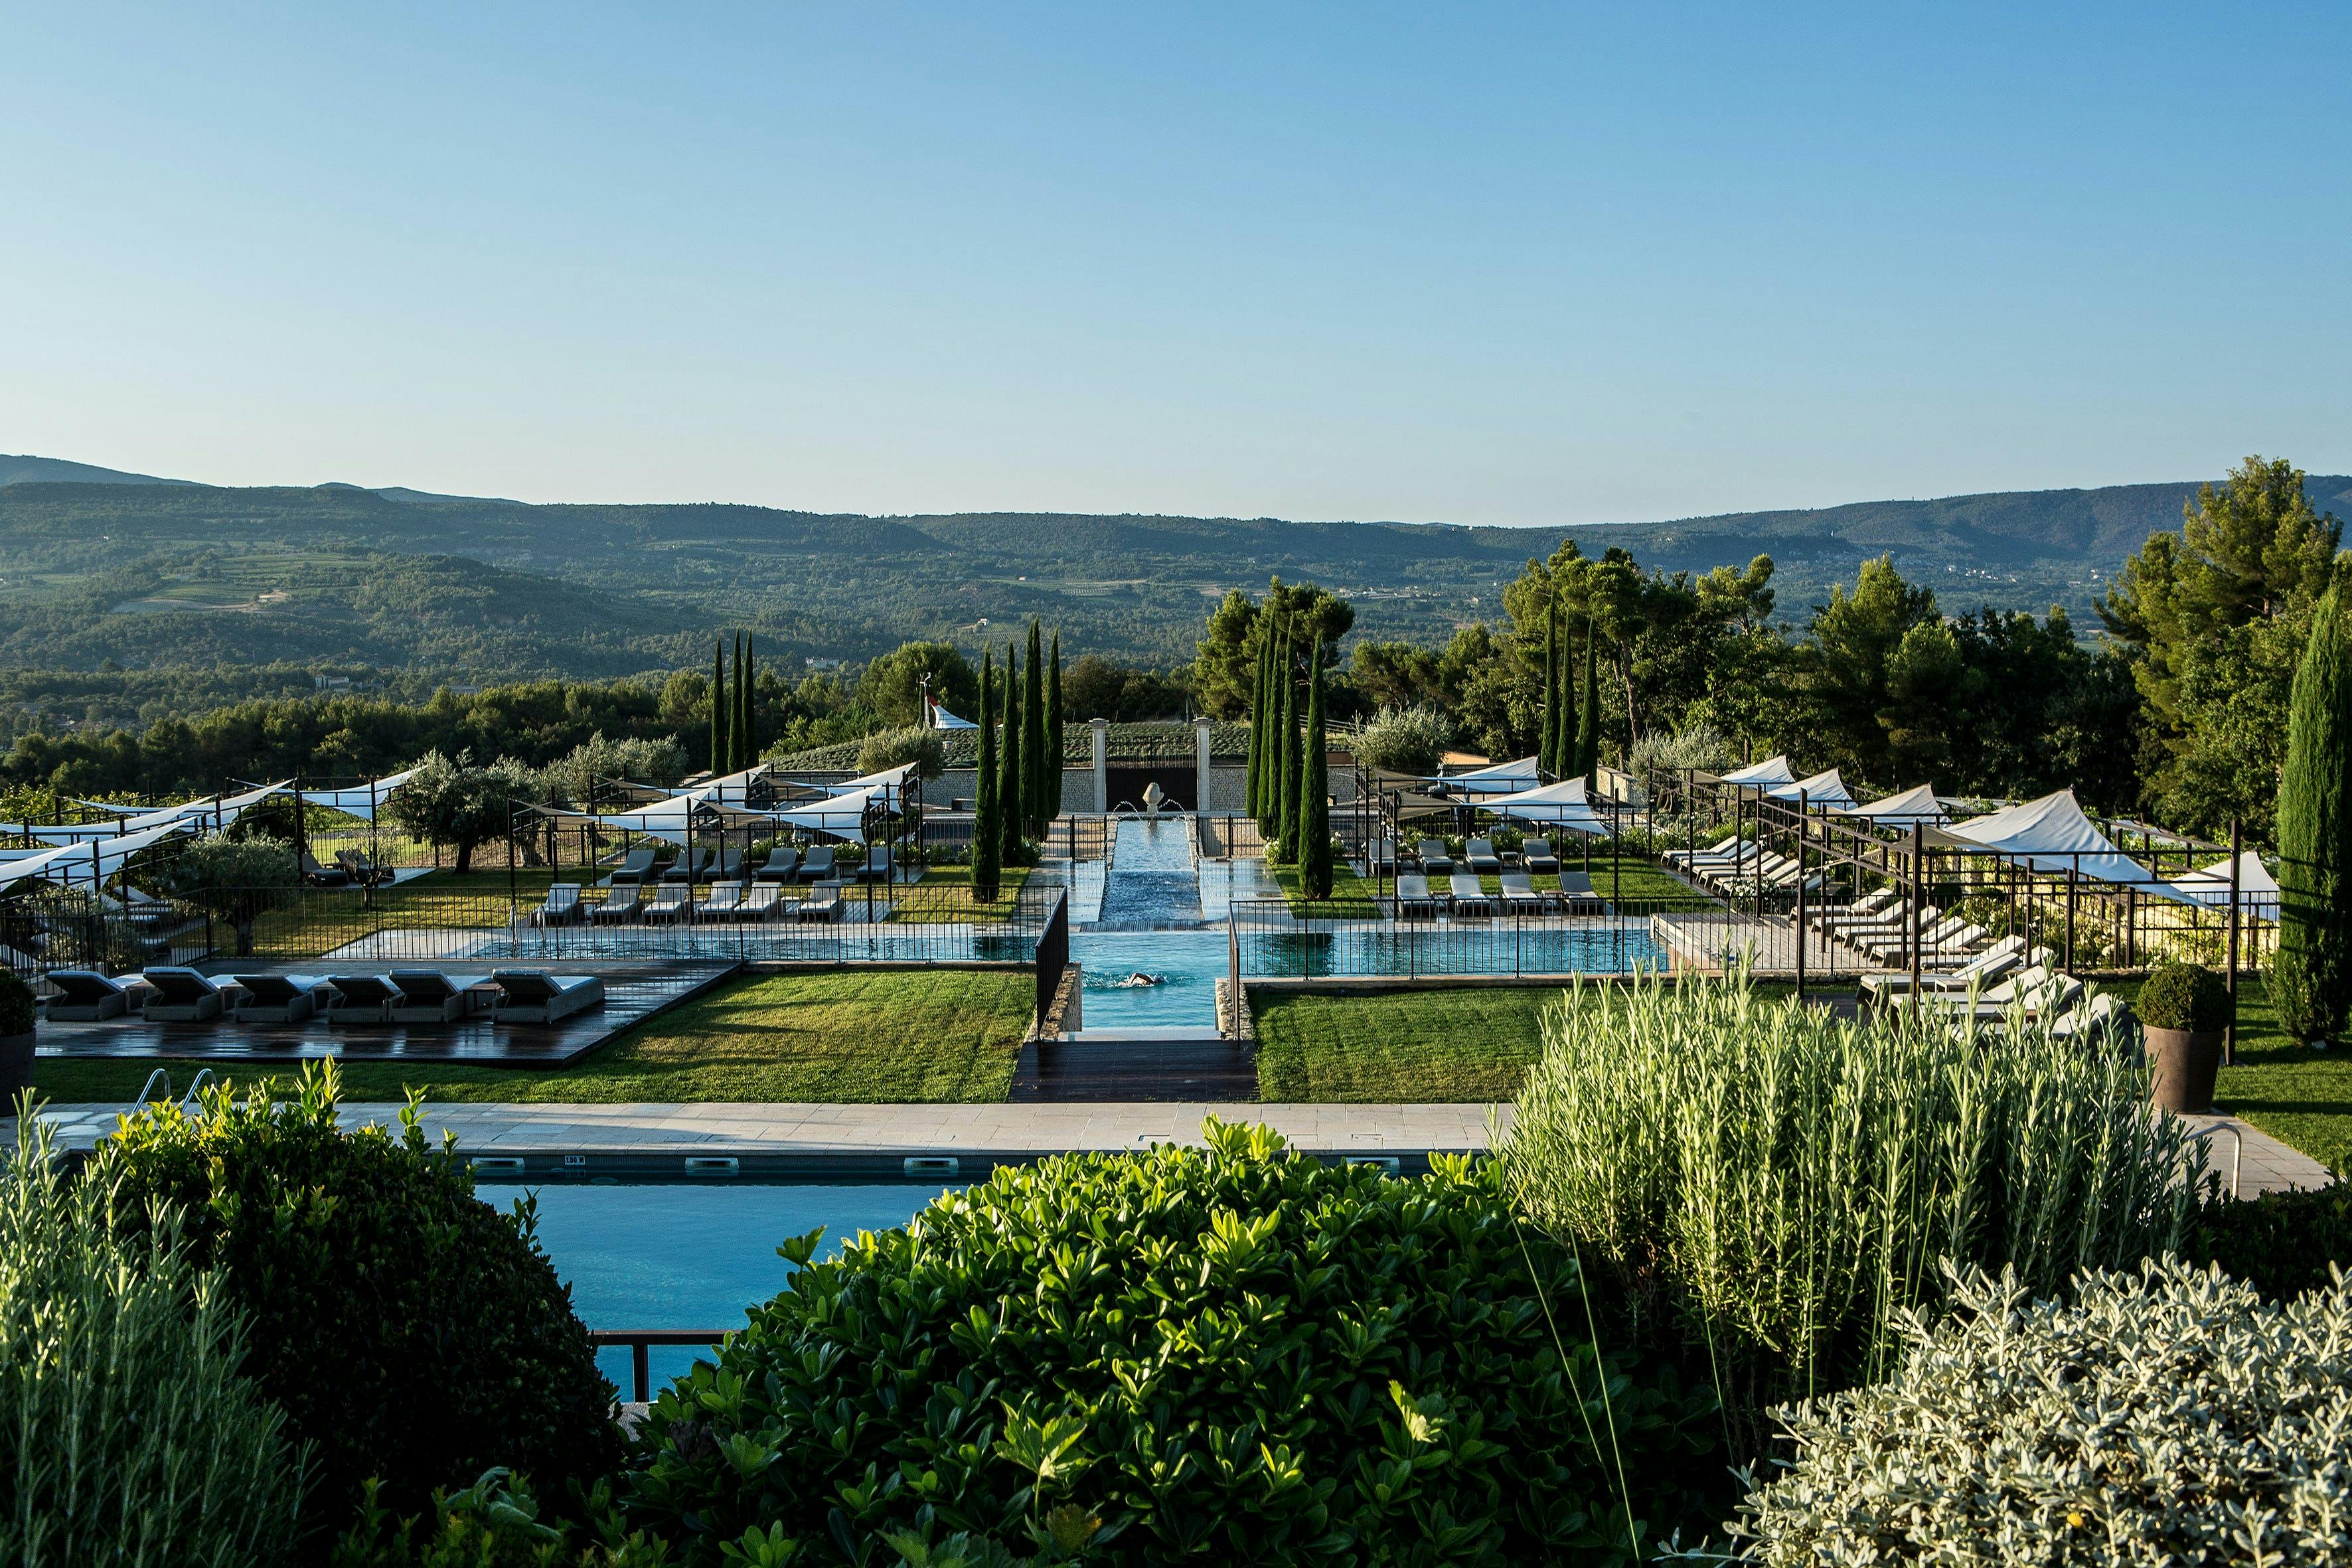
[4,3,2346,525]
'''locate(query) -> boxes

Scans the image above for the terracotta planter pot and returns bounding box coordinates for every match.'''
[2144,1026,2223,1114]
[0,1030,33,1106]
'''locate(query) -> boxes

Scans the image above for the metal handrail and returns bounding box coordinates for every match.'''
[135,1068,172,1105]
[591,1328,731,1402]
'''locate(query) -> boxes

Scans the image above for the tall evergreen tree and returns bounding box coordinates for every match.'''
[2276,582,2352,1042]
[1539,601,1559,776]
[973,649,1000,902]
[1263,627,1290,844]
[1275,631,1302,863]
[1574,619,1601,785]
[1298,639,1332,898]
[1246,633,1270,817]
[738,634,756,769]
[710,639,727,776]
[1047,631,1063,824]
[729,633,745,771]
[1023,620,1048,834]
[998,645,1025,867]
[1553,609,1577,779]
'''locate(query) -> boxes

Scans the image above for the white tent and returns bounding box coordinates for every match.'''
[295,767,422,822]
[1721,755,1798,787]
[1482,777,1615,836]
[925,695,978,731]
[1943,789,2199,903]
[1842,783,1949,826]
[768,783,888,844]
[1764,767,1858,811]
[2170,852,2280,916]
[1429,756,1543,795]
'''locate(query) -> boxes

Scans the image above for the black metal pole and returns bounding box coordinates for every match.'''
[2226,818,2241,1065]
[1794,789,1807,1000]
[1909,821,1924,1018]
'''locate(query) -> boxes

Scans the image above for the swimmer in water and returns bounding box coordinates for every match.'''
[1119,972,1166,988]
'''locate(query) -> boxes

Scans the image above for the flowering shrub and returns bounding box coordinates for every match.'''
[1728,1260,2352,1565]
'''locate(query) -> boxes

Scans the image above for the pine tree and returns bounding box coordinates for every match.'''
[1539,601,1559,776]
[710,639,727,776]
[2276,581,2352,1042]
[973,649,1000,901]
[1023,621,1048,834]
[1574,619,1601,785]
[1246,632,1269,817]
[1047,631,1063,824]
[1299,639,1332,898]
[998,645,1025,868]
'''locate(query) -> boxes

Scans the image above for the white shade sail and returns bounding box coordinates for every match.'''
[1481,777,1614,836]
[1427,756,1544,795]
[1842,783,1949,826]
[1942,789,2199,903]
[7,781,290,843]
[0,821,193,891]
[583,795,775,846]
[925,696,978,730]
[684,763,771,807]
[295,767,422,822]
[2169,852,2280,915]
[1721,755,1798,787]
[1765,767,1858,810]
[819,763,916,802]
[768,783,888,844]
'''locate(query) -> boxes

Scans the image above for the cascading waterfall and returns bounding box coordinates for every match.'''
[1093,815,1203,929]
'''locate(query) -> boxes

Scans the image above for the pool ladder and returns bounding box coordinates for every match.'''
[132,1067,215,1111]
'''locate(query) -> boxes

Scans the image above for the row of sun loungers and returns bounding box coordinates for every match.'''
[598,845,888,887]
[42,967,604,1026]
[534,880,847,927]
[1799,888,2123,1043]
[1390,871,1605,917]
[1369,837,1567,877]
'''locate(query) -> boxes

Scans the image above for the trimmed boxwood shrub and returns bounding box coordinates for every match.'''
[0,970,33,1035]
[1728,1261,2352,1564]
[628,1121,1722,1565]
[94,1063,622,1542]
[2136,960,2233,1032]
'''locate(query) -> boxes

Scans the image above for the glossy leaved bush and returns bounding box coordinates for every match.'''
[629,1121,1720,1565]
[94,1063,623,1543]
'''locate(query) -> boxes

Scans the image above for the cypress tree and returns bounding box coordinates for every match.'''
[2276,581,2352,1042]
[1554,609,1577,781]
[1263,627,1289,844]
[710,639,726,776]
[1023,620,1048,834]
[739,635,756,769]
[1275,630,1303,863]
[973,649,1000,901]
[998,645,1024,867]
[1245,631,1266,817]
[728,633,744,771]
[1048,631,1064,824]
[1539,600,1559,776]
[1575,619,1601,785]
[1299,639,1332,898]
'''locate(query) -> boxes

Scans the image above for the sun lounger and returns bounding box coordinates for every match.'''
[858,846,894,883]
[753,846,801,883]
[1449,872,1494,915]
[337,850,391,887]
[533,884,585,927]
[2053,992,2128,1044]
[696,880,748,920]
[1363,838,1398,873]
[1466,838,1503,876]
[388,971,471,1024]
[230,973,329,1023]
[641,883,693,923]
[1555,871,1603,911]
[1394,874,1442,918]
[794,883,844,923]
[301,852,352,888]
[45,969,135,1021]
[714,848,745,881]
[591,882,643,924]
[799,846,837,882]
[1522,837,1561,876]
[741,882,785,919]
[1861,935,2027,1002]
[607,848,658,885]
[1415,838,1454,874]
[661,848,714,883]
[326,975,400,1023]
[1811,888,1898,931]
[1499,872,1545,913]
[140,967,225,1023]
[489,971,605,1024]
[1921,965,2055,1020]
[1665,835,1742,868]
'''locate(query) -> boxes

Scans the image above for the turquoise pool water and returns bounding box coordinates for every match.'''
[1071,930,1227,1029]
[491,1181,948,1388]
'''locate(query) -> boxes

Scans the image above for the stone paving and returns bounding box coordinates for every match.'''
[17,1100,2331,1194]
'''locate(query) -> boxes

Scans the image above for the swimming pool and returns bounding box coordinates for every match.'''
[1239,920,1667,980]
[1070,929,1229,1028]
[493,1180,949,1387]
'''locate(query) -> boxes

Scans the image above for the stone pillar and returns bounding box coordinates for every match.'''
[1090,718,1109,813]
[1195,716,1213,816]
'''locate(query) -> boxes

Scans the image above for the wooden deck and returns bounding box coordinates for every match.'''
[34,961,740,1067]
[1011,1034,1258,1102]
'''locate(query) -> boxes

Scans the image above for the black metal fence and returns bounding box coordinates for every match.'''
[4,878,1069,974]
[1233,897,1706,981]
[1034,892,1069,1024]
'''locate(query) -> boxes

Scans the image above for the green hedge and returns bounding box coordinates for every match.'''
[628,1121,1721,1564]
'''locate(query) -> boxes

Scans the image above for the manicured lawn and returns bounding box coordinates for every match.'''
[1267,861,1377,911]
[246,869,560,957]
[2167,975,2349,1176]
[891,864,1035,922]
[32,970,1034,1105]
